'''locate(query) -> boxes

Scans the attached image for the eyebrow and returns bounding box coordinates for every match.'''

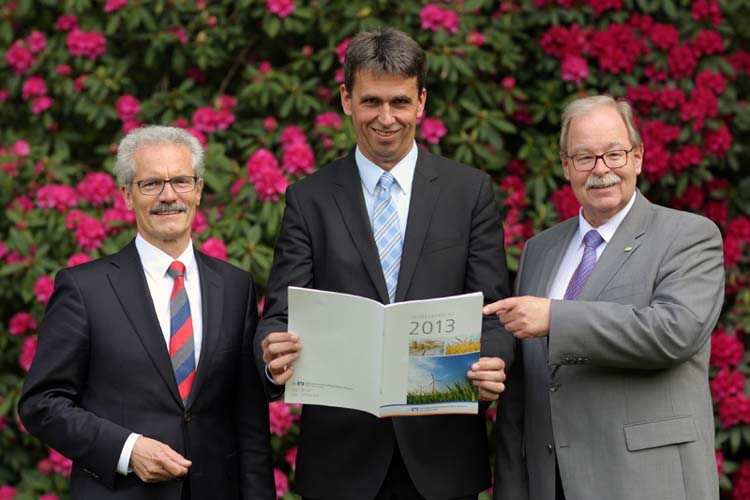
[569,141,628,154]
[359,94,413,104]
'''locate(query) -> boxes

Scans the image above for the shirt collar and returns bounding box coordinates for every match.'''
[355,141,418,197]
[574,190,637,247]
[135,233,197,281]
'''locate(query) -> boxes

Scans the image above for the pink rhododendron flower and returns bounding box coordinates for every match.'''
[420,118,447,144]
[31,96,53,114]
[192,107,235,133]
[703,124,732,158]
[55,15,78,31]
[5,40,35,74]
[336,38,351,64]
[20,335,38,372]
[467,31,485,46]
[264,117,278,131]
[66,29,107,60]
[733,461,750,500]
[37,185,78,211]
[551,185,580,220]
[647,23,679,50]
[187,67,207,83]
[26,31,47,53]
[105,0,127,12]
[201,237,227,261]
[589,24,646,74]
[0,485,17,500]
[167,28,188,44]
[192,210,207,234]
[67,253,92,267]
[710,327,744,368]
[265,0,295,17]
[420,4,459,34]
[314,112,342,130]
[269,401,295,436]
[667,45,697,79]
[280,125,307,147]
[9,312,37,336]
[258,61,272,74]
[692,29,723,57]
[246,149,290,200]
[583,0,622,17]
[718,392,750,427]
[217,95,237,110]
[39,494,60,500]
[74,75,87,93]
[282,142,315,175]
[115,95,141,122]
[710,366,745,403]
[55,64,72,76]
[48,449,72,477]
[285,447,297,471]
[12,140,30,156]
[0,89,8,102]
[76,172,117,206]
[692,0,721,26]
[274,468,289,498]
[34,275,55,304]
[67,211,106,252]
[561,55,588,83]
[540,24,589,59]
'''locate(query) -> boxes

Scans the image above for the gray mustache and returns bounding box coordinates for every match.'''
[150,203,187,214]
[585,173,621,189]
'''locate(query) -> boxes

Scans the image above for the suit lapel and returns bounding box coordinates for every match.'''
[578,191,650,300]
[108,240,182,407]
[186,252,223,410]
[397,150,440,302]
[530,220,578,298]
[332,152,390,303]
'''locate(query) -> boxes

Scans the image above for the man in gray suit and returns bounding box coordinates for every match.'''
[487,95,724,500]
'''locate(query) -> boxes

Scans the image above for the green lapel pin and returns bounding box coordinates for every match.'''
[624,246,633,252]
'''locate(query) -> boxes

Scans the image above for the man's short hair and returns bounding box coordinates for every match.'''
[343,27,427,93]
[114,125,204,187]
[559,95,642,154]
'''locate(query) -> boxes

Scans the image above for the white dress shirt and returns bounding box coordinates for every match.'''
[355,141,418,239]
[117,234,204,474]
[547,191,637,300]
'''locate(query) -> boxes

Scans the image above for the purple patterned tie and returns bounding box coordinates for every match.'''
[563,230,604,300]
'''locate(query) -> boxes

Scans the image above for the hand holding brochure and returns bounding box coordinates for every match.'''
[284,287,483,417]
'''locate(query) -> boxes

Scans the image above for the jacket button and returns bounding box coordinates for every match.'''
[547,443,554,453]
[184,412,191,422]
[549,383,559,392]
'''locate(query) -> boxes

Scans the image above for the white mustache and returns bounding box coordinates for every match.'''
[150,203,187,214]
[585,173,621,190]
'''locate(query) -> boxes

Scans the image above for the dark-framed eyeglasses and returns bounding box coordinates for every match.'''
[131,176,199,196]
[565,147,635,171]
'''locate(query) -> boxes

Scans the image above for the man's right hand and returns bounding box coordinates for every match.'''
[131,437,191,483]
[261,331,302,385]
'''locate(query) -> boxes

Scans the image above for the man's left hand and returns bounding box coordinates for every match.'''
[467,356,506,401]
[483,296,551,339]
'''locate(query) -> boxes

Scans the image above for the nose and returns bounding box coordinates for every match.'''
[378,104,395,127]
[158,181,179,201]
[591,155,610,174]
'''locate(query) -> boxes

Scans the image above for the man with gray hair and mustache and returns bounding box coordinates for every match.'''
[488,95,724,500]
[20,125,274,499]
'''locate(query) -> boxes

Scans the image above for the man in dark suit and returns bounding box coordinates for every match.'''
[256,28,513,500]
[19,126,274,500]
[488,96,724,500]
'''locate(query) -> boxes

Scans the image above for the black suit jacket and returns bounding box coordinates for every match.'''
[256,149,513,500]
[19,240,274,500]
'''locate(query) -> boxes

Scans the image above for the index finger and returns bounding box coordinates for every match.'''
[262,331,299,347]
[471,356,505,371]
[483,298,514,315]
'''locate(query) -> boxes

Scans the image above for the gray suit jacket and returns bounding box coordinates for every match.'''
[494,191,724,500]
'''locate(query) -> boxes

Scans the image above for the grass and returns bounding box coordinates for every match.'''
[445,339,480,354]
[406,380,478,404]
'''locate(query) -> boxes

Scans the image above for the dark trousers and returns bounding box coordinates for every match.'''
[304,443,477,500]
[555,458,566,500]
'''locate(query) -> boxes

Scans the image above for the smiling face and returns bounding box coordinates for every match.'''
[562,105,643,228]
[340,70,426,171]
[121,142,203,257]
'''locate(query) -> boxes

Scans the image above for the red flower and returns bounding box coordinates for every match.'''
[191,210,207,235]
[66,29,107,60]
[26,31,47,53]
[420,4,459,34]
[167,28,188,44]
[727,216,750,241]
[648,23,679,50]
[192,107,235,133]
[12,140,30,156]
[269,400,296,436]
[115,95,141,122]
[709,327,744,369]
[691,0,721,27]
[671,145,702,173]
[560,55,588,83]
[280,125,307,147]
[723,235,742,268]
[336,38,350,65]
[718,392,750,427]
[67,210,106,252]
[282,142,315,175]
[48,449,72,477]
[285,447,297,471]
[9,312,37,336]
[583,0,622,17]
[671,184,703,211]
[200,237,228,261]
[36,185,78,211]
[716,450,723,478]
[263,117,278,132]
[703,124,732,158]
[733,460,750,500]
[709,366,745,403]
[54,15,78,31]
[76,172,117,207]
[246,149,289,202]
[420,117,448,144]
[66,253,92,267]
[692,30,724,57]
[31,96,53,115]
[274,468,289,498]
[695,70,726,95]
[642,144,670,182]
[55,64,72,76]
[703,199,727,227]
[104,0,127,12]
[467,31,486,47]
[20,335,38,372]
[314,112,342,130]
[551,185,580,220]
[5,40,35,74]
[589,24,646,74]
[265,0,295,17]
[655,86,685,111]
[540,24,588,59]
[680,87,718,132]
[667,45,697,79]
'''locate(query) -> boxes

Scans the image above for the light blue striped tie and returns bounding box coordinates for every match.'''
[373,172,402,304]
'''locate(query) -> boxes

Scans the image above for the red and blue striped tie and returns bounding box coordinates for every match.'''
[167,261,196,405]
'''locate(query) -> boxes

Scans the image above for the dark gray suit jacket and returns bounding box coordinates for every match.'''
[19,240,274,500]
[495,191,724,500]
[256,148,513,500]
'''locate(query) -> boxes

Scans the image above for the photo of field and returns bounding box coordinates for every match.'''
[406,352,478,404]
[409,339,445,356]
[445,334,481,355]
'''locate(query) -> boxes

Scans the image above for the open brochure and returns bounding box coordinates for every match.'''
[284,287,483,417]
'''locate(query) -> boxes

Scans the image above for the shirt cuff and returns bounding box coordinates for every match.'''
[264,364,280,385]
[117,433,142,475]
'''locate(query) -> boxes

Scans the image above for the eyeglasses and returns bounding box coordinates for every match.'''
[132,176,199,196]
[565,147,634,171]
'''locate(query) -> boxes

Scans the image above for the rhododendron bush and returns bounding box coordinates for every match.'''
[1,0,749,498]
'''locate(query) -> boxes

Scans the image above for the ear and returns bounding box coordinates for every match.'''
[417,88,427,118]
[340,83,352,116]
[121,185,134,210]
[561,153,572,181]
[195,178,204,206]
[632,144,643,175]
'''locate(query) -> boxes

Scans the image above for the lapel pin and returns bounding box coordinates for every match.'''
[624,246,633,252]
